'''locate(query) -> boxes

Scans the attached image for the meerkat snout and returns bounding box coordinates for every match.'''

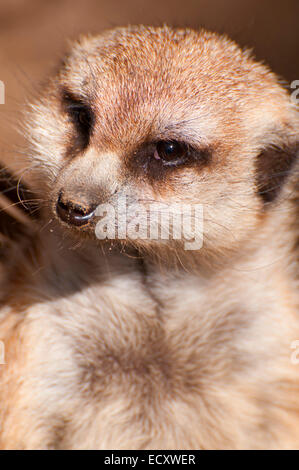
[56,191,96,227]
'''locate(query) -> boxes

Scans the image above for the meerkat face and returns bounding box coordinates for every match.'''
[28,26,298,258]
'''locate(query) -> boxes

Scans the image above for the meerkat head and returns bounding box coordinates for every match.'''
[27,25,298,260]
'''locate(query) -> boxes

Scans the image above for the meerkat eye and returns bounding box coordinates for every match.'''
[69,103,93,134]
[62,90,94,148]
[154,141,187,165]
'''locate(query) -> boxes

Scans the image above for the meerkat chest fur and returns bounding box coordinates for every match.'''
[1,228,298,450]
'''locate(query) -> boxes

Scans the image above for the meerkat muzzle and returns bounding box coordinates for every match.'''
[56,191,96,227]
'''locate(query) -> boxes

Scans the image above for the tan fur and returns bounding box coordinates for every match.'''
[0,25,298,449]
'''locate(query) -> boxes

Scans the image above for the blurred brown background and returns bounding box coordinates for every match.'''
[0,0,298,171]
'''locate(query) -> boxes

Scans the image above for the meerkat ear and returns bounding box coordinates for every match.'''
[255,141,298,203]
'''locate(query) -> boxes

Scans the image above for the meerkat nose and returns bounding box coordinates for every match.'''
[56,191,96,227]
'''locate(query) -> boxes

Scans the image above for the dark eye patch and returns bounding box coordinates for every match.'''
[127,139,211,183]
[62,89,94,153]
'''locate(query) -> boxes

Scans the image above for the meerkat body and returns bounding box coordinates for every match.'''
[0,25,298,449]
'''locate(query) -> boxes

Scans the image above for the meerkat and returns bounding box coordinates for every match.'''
[0,25,298,450]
